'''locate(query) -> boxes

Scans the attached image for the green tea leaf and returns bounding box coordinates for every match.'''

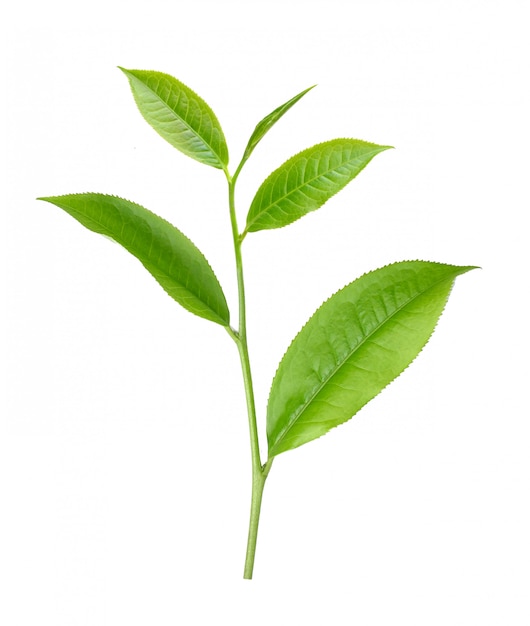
[267,261,476,457]
[119,68,229,169]
[244,139,392,233]
[239,85,315,170]
[38,193,230,325]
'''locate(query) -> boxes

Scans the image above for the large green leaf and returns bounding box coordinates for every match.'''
[244,139,392,234]
[239,85,315,170]
[267,261,476,457]
[119,68,229,169]
[38,193,230,325]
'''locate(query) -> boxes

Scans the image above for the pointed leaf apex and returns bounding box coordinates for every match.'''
[120,68,229,169]
[266,260,477,457]
[246,138,394,232]
[239,84,319,170]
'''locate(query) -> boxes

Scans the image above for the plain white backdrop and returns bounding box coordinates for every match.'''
[1,1,529,624]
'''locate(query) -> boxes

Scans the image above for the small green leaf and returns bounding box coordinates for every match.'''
[38,193,230,325]
[244,139,392,234]
[267,261,476,457]
[239,85,315,170]
[119,68,229,169]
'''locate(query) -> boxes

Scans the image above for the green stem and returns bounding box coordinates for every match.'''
[225,167,272,579]
[243,462,269,579]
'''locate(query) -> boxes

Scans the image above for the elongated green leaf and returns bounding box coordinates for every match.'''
[239,85,315,169]
[244,139,392,233]
[267,261,476,457]
[38,193,230,325]
[119,68,229,169]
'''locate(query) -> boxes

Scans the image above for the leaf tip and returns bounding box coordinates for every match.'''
[117,66,134,80]
[454,264,480,276]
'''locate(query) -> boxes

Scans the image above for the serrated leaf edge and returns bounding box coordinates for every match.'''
[267,260,476,457]
[38,192,230,325]
[245,138,393,234]
[119,67,229,169]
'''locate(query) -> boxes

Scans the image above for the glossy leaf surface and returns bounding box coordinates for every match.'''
[38,194,230,325]
[119,68,229,169]
[239,85,315,170]
[267,261,475,457]
[245,139,392,233]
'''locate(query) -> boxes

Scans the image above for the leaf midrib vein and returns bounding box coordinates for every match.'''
[140,75,221,164]
[74,204,222,320]
[249,145,379,229]
[269,273,453,453]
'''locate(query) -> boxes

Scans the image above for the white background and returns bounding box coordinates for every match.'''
[1,1,529,624]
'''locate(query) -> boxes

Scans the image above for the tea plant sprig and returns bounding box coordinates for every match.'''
[38,69,476,579]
